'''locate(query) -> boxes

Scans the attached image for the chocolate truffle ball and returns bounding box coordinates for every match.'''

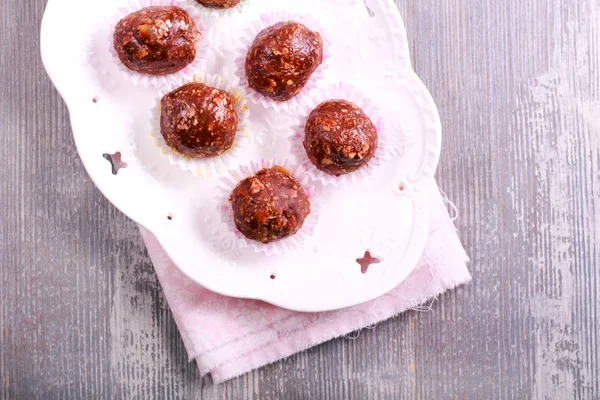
[245,22,323,102]
[160,82,238,158]
[113,6,200,75]
[229,166,311,244]
[195,0,240,8]
[303,100,378,176]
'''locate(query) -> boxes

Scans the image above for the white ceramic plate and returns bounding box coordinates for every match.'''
[41,0,441,312]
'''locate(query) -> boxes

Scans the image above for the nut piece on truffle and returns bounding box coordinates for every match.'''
[303,100,378,177]
[113,6,200,75]
[160,82,239,158]
[229,166,311,244]
[245,21,323,102]
[195,0,240,9]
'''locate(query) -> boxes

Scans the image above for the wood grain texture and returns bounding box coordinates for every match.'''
[1,0,599,398]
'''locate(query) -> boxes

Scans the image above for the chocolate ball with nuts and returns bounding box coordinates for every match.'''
[113,6,200,75]
[245,21,323,102]
[195,0,240,8]
[229,166,311,244]
[160,82,238,158]
[303,100,378,176]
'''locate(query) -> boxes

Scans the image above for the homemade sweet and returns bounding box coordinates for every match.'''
[160,82,238,158]
[303,100,378,176]
[245,21,323,101]
[229,167,311,244]
[113,6,200,75]
[195,0,240,8]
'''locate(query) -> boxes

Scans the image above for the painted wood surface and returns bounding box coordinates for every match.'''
[1,0,599,398]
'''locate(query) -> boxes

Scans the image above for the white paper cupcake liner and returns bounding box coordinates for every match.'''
[216,159,319,257]
[149,72,251,177]
[108,0,210,88]
[234,11,331,113]
[290,83,390,187]
[185,0,249,18]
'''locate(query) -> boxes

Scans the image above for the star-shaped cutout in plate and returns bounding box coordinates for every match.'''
[356,251,381,274]
[102,152,128,175]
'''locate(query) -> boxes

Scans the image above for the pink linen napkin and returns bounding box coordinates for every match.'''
[139,185,471,383]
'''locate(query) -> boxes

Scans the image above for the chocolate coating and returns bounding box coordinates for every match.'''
[229,167,311,244]
[304,100,378,176]
[245,22,323,102]
[113,6,200,75]
[195,0,240,8]
[160,82,238,158]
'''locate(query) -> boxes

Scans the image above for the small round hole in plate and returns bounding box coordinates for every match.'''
[92,97,98,103]
[396,181,409,194]
[270,274,276,280]
[167,215,173,221]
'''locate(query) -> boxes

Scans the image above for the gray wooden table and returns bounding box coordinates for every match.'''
[2,0,599,399]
